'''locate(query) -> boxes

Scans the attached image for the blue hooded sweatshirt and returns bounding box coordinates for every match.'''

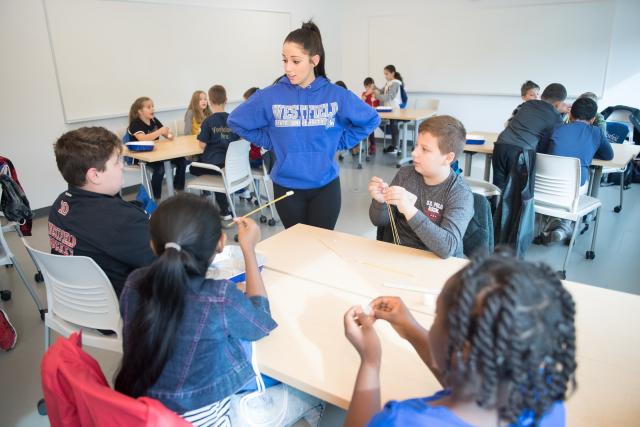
[228,76,381,189]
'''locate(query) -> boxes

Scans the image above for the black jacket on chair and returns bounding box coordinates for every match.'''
[463,193,494,258]
[493,149,536,258]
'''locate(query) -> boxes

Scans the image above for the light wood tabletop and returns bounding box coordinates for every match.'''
[122,134,202,163]
[255,224,640,426]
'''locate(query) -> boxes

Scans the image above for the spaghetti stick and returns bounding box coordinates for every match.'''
[241,191,294,218]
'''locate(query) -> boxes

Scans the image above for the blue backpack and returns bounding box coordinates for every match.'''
[400,84,408,109]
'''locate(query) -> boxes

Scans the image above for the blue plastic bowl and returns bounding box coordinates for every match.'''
[125,141,155,152]
[466,134,486,145]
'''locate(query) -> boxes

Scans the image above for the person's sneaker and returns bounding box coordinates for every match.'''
[239,190,252,200]
[383,145,398,154]
[549,229,566,243]
[0,308,17,351]
[220,210,233,221]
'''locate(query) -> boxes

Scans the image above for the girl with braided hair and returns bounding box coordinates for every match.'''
[343,251,576,427]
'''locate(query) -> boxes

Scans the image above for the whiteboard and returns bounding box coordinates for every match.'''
[368,1,614,97]
[44,0,291,122]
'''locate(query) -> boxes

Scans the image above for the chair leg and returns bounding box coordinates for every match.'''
[586,207,601,260]
[10,255,46,318]
[44,325,50,351]
[561,219,580,279]
[614,172,623,213]
[226,192,237,218]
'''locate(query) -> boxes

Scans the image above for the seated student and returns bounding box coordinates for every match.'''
[506,80,540,125]
[128,97,187,201]
[48,127,154,297]
[368,115,473,259]
[374,65,405,154]
[538,97,614,243]
[362,77,380,155]
[567,92,606,137]
[343,250,576,427]
[492,83,570,192]
[192,85,240,220]
[115,194,324,426]
[184,90,212,136]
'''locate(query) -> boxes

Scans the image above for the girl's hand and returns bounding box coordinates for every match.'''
[234,217,261,250]
[368,176,388,204]
[344,306,381,367]
[159,126,170,137]
[370,296,420,340]
[383,186,418,219]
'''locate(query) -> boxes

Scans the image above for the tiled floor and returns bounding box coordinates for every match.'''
[1,147,638,426]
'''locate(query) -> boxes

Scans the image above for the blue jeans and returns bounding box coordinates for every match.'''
[228,384,324,427]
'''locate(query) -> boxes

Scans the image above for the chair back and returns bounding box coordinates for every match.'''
[414,98,440,111]
[606,121,631,144]
[534,153,580,212]
[223,139,252,189]
[23,241,122,334]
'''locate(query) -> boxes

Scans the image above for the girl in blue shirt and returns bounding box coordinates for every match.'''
[343,251,576,427]
[115,194,323,426]
[228,21,380,230]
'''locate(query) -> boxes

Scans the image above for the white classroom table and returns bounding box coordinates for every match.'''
[378,109,437,168]
[463,135,640,199]
[123,135,202,197]
[254,224,640,426]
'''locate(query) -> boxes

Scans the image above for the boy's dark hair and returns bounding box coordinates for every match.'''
[115,193,223,398]
[363,77,374,86]
[442,249,576,425]
[570,97,598,121]
[335,80,347,89]
[418,115,466,160]
[54,127,122,187]
[208,85,227,105]
[541,83,567,103]
[243,87,259,99]
[284,21,327,79]
[520,80,540,96]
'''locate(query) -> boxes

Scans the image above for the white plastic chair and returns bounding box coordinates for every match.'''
[464,176,501,198]
[186,139,258,218]
[22,240,123,354]
[114,127,153,195]
[601,121,632,213]
[251,161,277,226]
[0,222,46,319]
[174,119,185,136]
[534,153,602,279]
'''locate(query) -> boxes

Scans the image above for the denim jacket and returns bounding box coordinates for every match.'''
[120,267,278,413]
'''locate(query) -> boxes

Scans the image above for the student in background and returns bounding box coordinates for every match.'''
[49,127,154,296]
[362,77,380,155]
[184,90,212,136]
[492,83,569,192]
[128,97,187,201]
[192,85,240,220]
[508,80,541,122]
[368,116,473,259]
[228,21,380,230]
[242,87,264,169]
[538,97,613,244]
[115,194,323,426]
[343,251,576,427]
[568,92,606,137]
[374,65,404,154]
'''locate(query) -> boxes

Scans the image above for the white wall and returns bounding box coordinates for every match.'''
[2,0,638,210]
[339,0,640,133]
[0,0,344,210]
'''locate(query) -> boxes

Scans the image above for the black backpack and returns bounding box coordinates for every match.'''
[0,174,32,224]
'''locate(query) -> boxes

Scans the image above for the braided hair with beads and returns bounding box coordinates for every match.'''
[441,249,577,424]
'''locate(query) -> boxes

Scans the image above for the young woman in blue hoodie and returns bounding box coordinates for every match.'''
[228,21,380,230]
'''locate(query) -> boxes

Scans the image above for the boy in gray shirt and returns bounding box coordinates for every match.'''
[369,115,473,258]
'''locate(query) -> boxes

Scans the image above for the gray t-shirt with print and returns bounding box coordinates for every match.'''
[369,166,473,258]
